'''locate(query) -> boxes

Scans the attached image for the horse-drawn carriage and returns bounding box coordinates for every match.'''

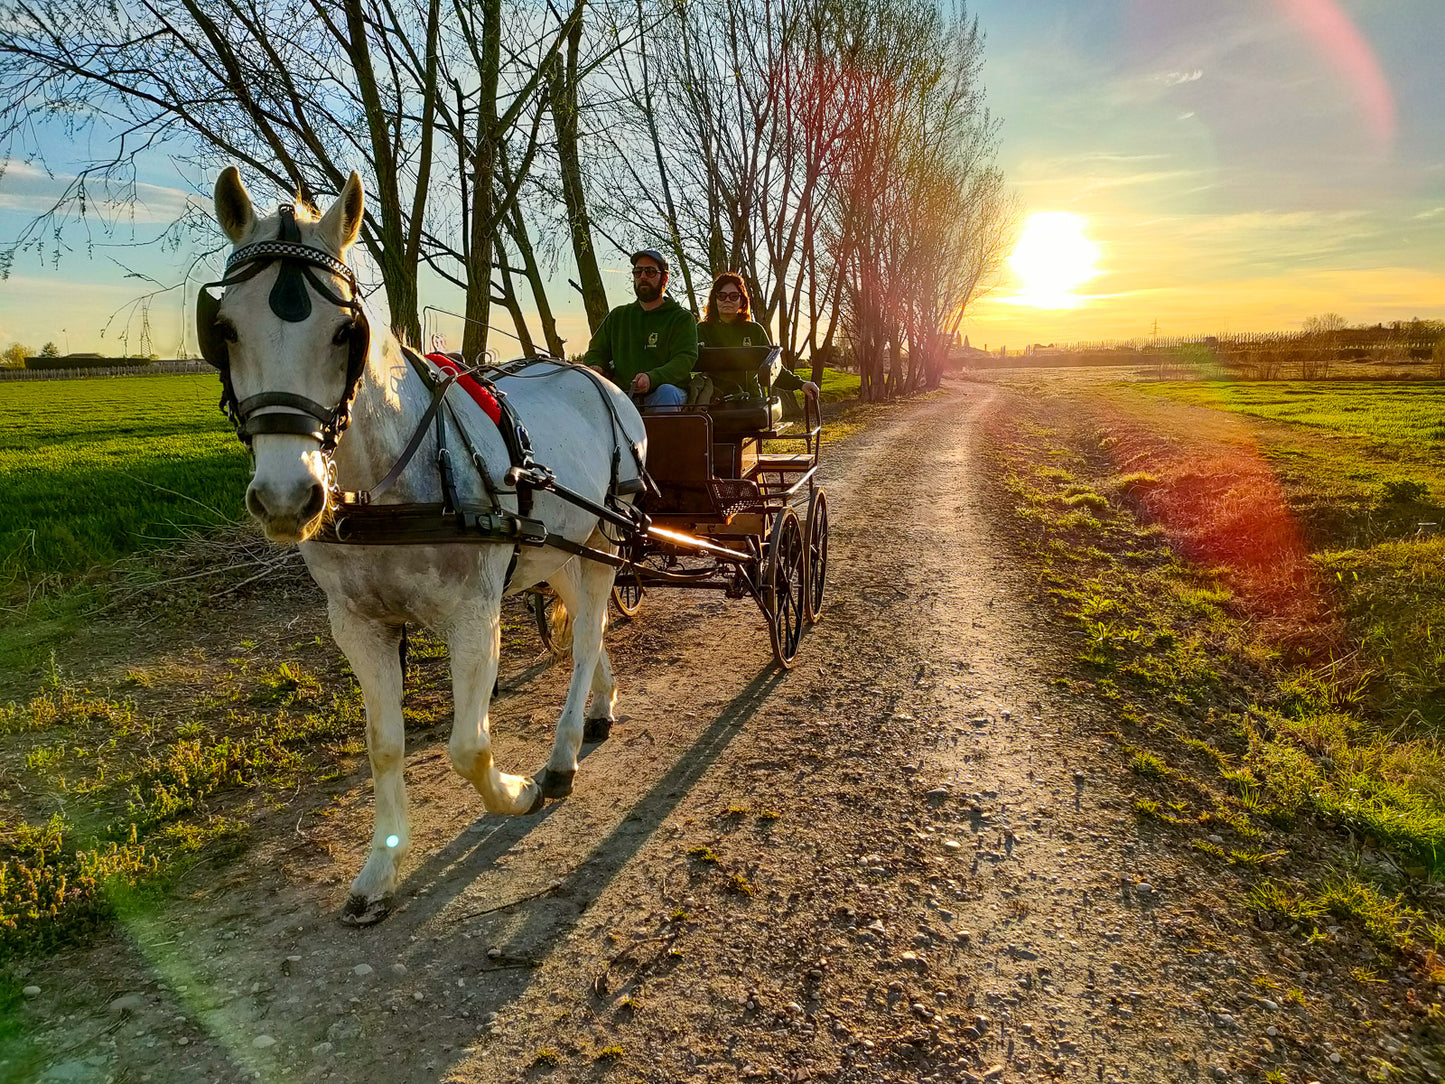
[532,344,828,668]
[195,167,829,923]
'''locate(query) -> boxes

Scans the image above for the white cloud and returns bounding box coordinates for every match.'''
[0,160,202,225]
[1160,69,1204,86]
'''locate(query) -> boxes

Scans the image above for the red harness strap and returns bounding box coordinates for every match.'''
[426,353,502,425]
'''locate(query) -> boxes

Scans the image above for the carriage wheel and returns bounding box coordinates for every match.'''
[530,588,572,656]
[611,571,645,619]
[804,487,829,623]
[764,506,806,669]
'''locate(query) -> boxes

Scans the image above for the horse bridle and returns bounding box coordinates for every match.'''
[196,205,370,452]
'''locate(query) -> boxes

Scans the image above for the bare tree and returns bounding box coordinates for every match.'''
[1300,311,1346,379]
[0,0,582,353]
[583,0,1009,399]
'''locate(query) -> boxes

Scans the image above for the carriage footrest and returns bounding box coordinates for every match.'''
[709,478,768,520]
[752,453,815,472]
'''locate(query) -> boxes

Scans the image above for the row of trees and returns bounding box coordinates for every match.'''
[0,0,1013,399]
[587,0,1012,396]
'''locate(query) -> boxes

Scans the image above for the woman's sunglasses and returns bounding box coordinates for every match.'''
[716,291,743,302]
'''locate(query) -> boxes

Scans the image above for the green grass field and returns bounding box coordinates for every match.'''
[984,371,1445,972]
[0,376,251,583]
[1,367,859,588]
[1137,379,1445,447]
[816,367,860,402]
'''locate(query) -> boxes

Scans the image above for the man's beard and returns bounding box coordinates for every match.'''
[634,280,662,303]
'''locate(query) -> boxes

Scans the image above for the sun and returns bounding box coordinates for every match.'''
[1007,212,1101,309]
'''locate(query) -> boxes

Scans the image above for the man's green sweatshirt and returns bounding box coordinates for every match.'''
[582,297,698,391]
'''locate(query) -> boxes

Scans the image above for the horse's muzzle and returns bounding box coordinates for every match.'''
[247,479,327,542]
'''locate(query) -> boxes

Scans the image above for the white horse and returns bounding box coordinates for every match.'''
[202,167,646,925]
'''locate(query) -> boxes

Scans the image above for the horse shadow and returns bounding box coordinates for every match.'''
[378,661,786,941]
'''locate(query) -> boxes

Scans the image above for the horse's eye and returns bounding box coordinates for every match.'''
[333,323,354,346]
[215,319,238,343]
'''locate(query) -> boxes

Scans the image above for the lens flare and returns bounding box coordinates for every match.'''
[1276,0,1394,150]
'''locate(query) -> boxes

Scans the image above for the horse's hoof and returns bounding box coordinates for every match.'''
[583,716,613,743]
[535,766,576,800]
[525,781,547,815]
[339,894,392,927]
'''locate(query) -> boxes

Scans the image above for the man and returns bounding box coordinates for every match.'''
[582,249,697,407]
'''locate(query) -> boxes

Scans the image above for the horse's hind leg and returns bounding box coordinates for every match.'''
[328,604,407,925]
[446,595,543,816]
[584,641,617,743]
[537,555,614,797]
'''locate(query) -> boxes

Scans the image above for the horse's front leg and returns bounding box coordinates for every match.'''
[328,604,407,926]
[446,598,543,816]
[536,555,614,799]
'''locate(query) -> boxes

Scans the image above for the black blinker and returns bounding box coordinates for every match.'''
[195,287,228,369]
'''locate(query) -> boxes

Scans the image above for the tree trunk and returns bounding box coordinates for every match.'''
[550,20,609,333]
[461,0,502,359]
[504,204,564,356]
[341,0,421,343]
[494,236,536,357]
[633,0,697,311]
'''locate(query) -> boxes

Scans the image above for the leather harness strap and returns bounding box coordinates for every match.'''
[349,368,460,503]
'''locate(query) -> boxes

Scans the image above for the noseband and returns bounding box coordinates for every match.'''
[196,205,370,452]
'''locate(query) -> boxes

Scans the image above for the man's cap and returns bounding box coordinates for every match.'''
[631,248,669,274]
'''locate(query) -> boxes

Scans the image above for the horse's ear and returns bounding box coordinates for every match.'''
[317,171,365,255]
[214,166,256,244]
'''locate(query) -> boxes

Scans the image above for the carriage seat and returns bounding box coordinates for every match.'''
[705,396,784,435]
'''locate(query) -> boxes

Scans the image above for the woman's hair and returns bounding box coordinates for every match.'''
[703,272,751,324]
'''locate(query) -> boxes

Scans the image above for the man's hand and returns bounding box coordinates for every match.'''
[631,372,653,395]
[802,380,820,402]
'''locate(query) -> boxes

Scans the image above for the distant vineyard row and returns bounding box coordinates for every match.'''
[0,360,211,381]
[966,320,1445,379]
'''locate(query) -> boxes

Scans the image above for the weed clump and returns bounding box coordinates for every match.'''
[1380,478,1429,504]
[1,675,366,959]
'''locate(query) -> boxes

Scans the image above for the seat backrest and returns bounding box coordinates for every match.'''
[706,396,784,437]
[696,345,782,390]
[642,411,715,514]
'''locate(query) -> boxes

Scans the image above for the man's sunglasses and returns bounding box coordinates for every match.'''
[632,266,662,278]
[716,291,743,301]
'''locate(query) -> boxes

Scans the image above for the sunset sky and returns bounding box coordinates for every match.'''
[964,0,1445,349]
[0,0,1441,355]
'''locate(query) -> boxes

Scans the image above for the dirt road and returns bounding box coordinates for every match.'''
[10,381,1387,1082]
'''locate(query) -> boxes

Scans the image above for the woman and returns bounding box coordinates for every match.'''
[696,272,819,403]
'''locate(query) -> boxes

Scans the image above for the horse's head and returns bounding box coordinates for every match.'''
[202,167,368,543]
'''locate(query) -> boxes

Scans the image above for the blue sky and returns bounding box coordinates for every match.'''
[0,0,1441,354]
